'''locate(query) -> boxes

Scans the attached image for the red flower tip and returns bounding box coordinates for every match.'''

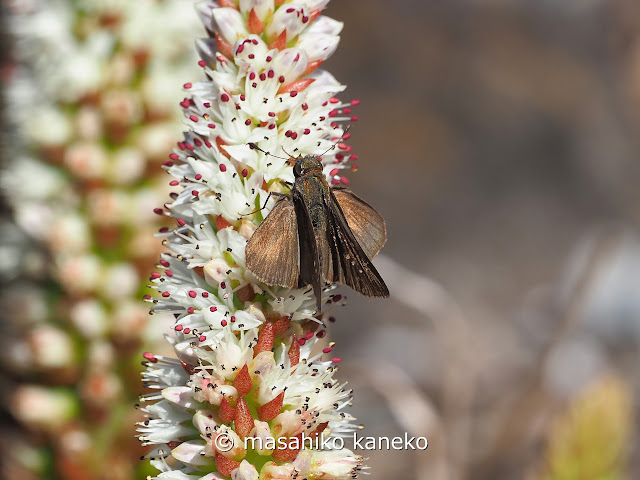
[234,398,255,439]
[288,337,300,368]
[216,215,233,231]
[215,452,241,477]
[216,136,231,159]
[278,78,315,95]
[308,421,329,439]
[218,0,239,9]
[271,315,291,337]
[257,391,285,422]
[309,8,323,23]
[268,30,287,51]
[236,283,256,302]
[214,33,233,59]
[233,364,253,397]
[253,322,275,357]
[303,60,323,76]
[248,8,265,34]
[271,433,302,462]
[219,396,236,424]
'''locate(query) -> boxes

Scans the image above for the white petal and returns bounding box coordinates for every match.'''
[231,310,264,329]
[216,338,253,379]
[211,8,248,46]
[250,351,276,389]
[201,473,228,480]
[239,0,273,20]
[171,441,212,467]
[162,386,199,409]
[266,3,308,40]
[250,420,275,455]
[233,35,269,70]
[308,449,362,479]
[174,339,201,366]
[193,409,219,435]
[304,15,343,36]
[204,258,231,284]
[298,33,339,62]
[293,449,313,475]
[157,471,197,480]
[272,48,308,84]
[303,0,330,10]
[232,460,259,480]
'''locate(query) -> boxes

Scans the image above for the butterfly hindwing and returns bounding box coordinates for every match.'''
[328,192,389,298]
[332,188,387,261]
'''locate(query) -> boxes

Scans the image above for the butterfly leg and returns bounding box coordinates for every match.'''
[241,191,289,216]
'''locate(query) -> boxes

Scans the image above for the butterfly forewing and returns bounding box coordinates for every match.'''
[328,196,389,298]
[332,188,387,260]
[245,198,299,288]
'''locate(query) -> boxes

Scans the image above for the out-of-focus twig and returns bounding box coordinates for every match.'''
[353,362,447,480]
[373,254,481,480]
[481,228,624,474]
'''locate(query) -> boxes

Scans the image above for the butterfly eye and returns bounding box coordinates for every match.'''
[293,162,303,177]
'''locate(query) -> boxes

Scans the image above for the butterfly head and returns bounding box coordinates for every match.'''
[293,155,323,178]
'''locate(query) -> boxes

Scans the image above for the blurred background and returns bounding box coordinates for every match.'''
[2,0,640,479]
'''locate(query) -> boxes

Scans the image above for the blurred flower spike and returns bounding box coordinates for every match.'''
[2,0,201,477]
[138,0,365,479]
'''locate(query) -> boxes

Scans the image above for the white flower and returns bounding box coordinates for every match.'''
[69,299,107,339]
[11,386,78,432]
[211,8,249,46]
[139,326,357,479]
[232,461,259,480]
[302,450,364,479]
[29,325,76,369]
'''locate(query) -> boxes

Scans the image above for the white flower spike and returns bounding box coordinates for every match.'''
[139,1,367,479]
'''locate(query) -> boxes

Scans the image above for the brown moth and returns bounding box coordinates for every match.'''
[245,150,389,313]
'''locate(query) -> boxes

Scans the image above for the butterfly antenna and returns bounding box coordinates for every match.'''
[280,146,295,158]
[319,125,351,157]
[248,142,288,161]
[278,146,299,166]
